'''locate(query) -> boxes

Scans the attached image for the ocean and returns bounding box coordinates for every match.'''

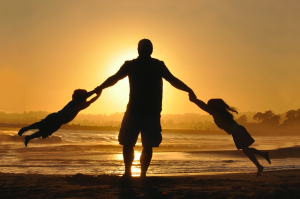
[1,129,300,176]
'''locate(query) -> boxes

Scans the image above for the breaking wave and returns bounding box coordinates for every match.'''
[0,131,63,144]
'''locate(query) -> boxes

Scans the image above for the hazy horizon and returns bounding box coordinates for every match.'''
[0,109,293,116]
[1,0,300,115]
[0,109,292,125]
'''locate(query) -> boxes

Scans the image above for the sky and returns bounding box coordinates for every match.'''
[1,0,300,115]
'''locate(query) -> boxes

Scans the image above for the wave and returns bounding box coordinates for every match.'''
[26,135,63,144]
[0,132,24,143]
[0,131,63,144]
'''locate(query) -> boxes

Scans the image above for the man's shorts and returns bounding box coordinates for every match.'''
[118,113,162,147]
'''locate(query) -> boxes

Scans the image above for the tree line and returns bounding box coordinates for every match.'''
[0,109,299,131]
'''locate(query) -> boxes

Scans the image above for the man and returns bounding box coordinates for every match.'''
[95,39,195,178]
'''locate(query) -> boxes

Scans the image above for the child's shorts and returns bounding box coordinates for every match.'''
[38,113,62,138]
[118,113,162,147]
[232,125,255,150]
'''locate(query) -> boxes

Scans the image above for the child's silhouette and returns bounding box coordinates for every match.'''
[18,89,100,147]
[190,96,271,176]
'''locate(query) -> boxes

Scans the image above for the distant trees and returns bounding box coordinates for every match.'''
[253,112,263,123]
[282,109,300,127]
[253,110,280,127]
[248,108,300,129]
[236,115,248,125]
[2,109,300,130]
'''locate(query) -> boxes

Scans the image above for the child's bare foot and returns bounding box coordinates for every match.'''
[264,152,271,164]
[18,127,28,136]
[24,136,30,147]
[256,165,264,177]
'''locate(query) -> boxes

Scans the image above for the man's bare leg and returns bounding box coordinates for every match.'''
[123,145,134,178]
[140,147,153,178]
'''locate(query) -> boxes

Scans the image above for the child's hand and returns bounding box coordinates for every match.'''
[189,91,197,102]
[96,90,102,96]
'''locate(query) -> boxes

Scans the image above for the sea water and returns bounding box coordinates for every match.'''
[0,129,300,176]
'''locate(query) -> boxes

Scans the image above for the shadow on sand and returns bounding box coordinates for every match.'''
[65,174,174,198]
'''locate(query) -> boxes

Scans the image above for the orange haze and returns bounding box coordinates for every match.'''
[1,1,300,115]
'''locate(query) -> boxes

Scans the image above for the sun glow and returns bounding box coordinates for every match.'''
[104,48,138,78]
[100,48,138,111]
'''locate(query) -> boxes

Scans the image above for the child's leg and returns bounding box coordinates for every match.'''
[25,131,44,147]
[242,147,263,177]
[248,148,271,164]
[18,122,40,136]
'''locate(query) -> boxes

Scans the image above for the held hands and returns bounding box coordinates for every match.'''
[188,91,197,102]
[94,86,102,95]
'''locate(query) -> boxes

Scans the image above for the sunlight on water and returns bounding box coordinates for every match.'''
[1,129,300,176]
[134,152,141,160]
[131,164,141,177]
[113,154,123,161]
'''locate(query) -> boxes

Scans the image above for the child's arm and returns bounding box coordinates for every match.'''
[194,99,212,114]
[85,90,97,99]
[189,95,212,114]
[86,90,101,105]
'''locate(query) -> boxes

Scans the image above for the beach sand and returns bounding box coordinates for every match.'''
[1,169,300,199]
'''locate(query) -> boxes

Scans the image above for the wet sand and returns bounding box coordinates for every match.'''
[183,145,300,159]
[1,169,300,199]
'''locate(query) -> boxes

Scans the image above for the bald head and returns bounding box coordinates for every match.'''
[138,39,153,56]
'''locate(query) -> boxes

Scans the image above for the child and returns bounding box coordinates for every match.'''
[18,89,101,147]
[190,97,271,176]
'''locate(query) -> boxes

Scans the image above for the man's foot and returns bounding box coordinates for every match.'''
[256,165,264,177]
[24,136,30,147]
[18,127,28,136]
[120,172,132,181]
[264,152,271,164]
[140,173,146,179]
[139,174,147,183]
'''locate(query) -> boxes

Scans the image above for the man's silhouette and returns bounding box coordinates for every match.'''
[95,39,195,178]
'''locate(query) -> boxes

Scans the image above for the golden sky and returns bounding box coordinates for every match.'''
[1,0,300,115]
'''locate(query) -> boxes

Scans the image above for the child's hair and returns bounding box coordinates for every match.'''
[207,99,238,122]
[72,89,87,100]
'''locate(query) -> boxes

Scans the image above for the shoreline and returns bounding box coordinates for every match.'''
[2,125,300,136]
[1,169,300,198]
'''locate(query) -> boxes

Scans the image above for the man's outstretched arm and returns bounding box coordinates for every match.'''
[162,67,196,99]
[165,75,193,93]
[95,64,128,94]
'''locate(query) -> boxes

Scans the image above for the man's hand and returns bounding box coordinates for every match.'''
[94,86,102,95]
[188,91,197,102]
